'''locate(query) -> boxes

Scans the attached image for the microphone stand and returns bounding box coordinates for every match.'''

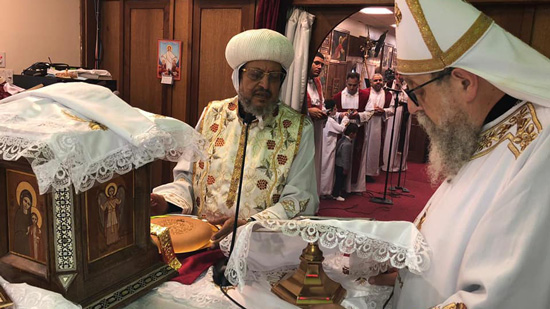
[370,87,399,205]
[212,112,255,287]
[390,102,410,193]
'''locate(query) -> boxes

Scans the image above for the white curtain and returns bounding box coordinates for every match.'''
[280,8,315,112]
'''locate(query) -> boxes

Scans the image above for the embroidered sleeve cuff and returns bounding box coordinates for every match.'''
[160,192,193,214]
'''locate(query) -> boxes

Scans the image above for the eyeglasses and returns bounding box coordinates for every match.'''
[242,68,286,83]
[405,69,453,106]
[372,79,383,82]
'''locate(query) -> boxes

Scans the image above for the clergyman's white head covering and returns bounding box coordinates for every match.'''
[394,0,550,107]
[225,28,295,92]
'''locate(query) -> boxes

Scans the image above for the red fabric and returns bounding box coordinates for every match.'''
[0,83,10,100]
[317,162,436,222]
[255,0,280,30]
[333,89,370,184]
[171,249,226,285]
[360,88,392,108]
[307,77,324,109]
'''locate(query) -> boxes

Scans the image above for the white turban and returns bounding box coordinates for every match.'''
[394,0,550,108]
[225,29,295,71]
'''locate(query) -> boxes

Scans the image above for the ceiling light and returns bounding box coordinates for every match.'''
[391,24,397,28]
[360,7,393,15]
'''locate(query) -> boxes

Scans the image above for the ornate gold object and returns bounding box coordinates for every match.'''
[62,110,108,131]
[271,242,346,307]
[473,103,541,160]
[150,223,182,271]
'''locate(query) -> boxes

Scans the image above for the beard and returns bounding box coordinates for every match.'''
[238,89,277,118]
[416,95,481,185]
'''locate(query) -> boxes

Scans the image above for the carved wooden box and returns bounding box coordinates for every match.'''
[0,159,176,308]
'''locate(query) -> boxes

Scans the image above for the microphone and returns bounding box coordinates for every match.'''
[213,110,255,287]
[243,112,256,125]
[383,86,402,92]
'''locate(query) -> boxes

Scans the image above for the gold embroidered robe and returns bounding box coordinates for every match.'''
[394,102,550,308]
[154,96,319,221]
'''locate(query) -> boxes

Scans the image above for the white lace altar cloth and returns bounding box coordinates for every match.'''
[162,219,429,308]
[0,82,205,194]
[127,219,429,309]
[0,275,80,309]
[128,266,393,309]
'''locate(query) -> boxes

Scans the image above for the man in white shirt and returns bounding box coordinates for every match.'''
[333,72,377,193]
[307,52,327,194]
[363,73,393,182]
[368,0,550,308]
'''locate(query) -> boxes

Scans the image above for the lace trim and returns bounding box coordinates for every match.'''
[222,220,431,290]
[154,269,231,309]
[0,276,78,309]
[0,122,206,194]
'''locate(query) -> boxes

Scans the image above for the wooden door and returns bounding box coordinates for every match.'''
[122,0,171,188]
[189,0,255,125]
[123,0,170,115]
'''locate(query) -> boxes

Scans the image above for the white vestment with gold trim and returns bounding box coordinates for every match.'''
[394,102,550,309]
[154,96,319,222]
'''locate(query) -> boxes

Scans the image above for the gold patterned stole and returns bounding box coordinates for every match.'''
[192,97,305,219]
[473,103,542,160]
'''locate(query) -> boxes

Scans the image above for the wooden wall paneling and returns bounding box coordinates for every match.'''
[475,4,535,44]
[189,0,256,126]
[531,4,550,57]
[123,0,170,189]
[172,0,193,123]
[100,0,122,85]
[123,0,169,114]
[81,0,96,68]
[325,62,347,99]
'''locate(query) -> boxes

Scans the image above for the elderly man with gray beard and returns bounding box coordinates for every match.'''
[363,0,550,308]
[150,29,318,246]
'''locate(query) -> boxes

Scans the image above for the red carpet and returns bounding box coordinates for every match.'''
[317,162,437,222]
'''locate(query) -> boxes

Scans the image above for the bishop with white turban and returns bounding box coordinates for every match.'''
[151,29,318,243]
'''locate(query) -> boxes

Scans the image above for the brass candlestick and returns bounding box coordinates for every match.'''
[271,242,346,307]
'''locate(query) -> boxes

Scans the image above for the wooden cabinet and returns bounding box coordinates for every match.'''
[0,159,174,308]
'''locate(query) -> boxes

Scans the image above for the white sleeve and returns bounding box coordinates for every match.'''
[151,107,210,214]
[433,134,550,308]
[252,120,319,220]
[326,117,348,134]
[358,111,374,124]
[152,159,194,214]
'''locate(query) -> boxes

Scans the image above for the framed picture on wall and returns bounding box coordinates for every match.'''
[157,40,182,80]
[330,29,350,63]
[320,32,332,61]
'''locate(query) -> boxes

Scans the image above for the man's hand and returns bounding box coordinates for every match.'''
[348,111,359,119]
[368,268,398,286]
[209,217,248,249]
[150,193,168,216]
[309,107,327,120]
[374,107,385,115]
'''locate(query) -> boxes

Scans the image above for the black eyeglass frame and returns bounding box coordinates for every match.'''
[405,69,453,106]
[241,68,287,84]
